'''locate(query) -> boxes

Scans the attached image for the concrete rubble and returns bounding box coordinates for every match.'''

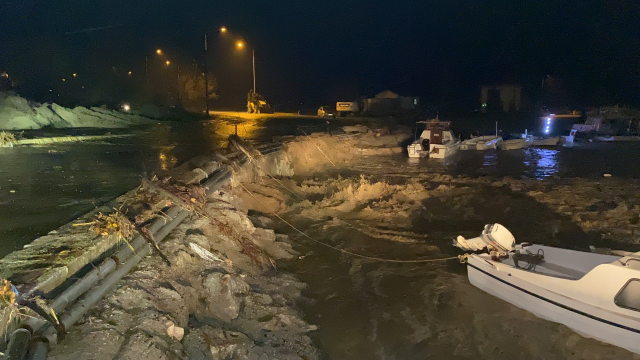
[47,189,318,360]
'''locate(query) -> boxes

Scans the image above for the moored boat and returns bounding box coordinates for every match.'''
[407,120,461,159]
[498,137,532,150]
[460,135,502,150]
[454,223,640,355]
[532,136,560,147]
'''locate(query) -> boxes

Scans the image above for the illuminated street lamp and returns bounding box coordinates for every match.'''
[220,27,227,33]
[128,71,132,76]
[235,40,256,94]
[156,49,162,55]
[165,60,171,66]
[72,73,77,78]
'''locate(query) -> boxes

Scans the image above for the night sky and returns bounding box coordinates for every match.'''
[1,0,639,110]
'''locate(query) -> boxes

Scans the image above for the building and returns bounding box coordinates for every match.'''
[480,84,522,113]
[361,90,419,115]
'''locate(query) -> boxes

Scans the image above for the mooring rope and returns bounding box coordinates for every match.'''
[296,126,336,167]
[236,180,462,264]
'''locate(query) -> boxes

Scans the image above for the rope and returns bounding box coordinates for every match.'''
[236,180,463,264]
[296,126,336,167]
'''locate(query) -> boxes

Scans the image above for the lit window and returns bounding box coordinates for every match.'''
[615,279,640,311]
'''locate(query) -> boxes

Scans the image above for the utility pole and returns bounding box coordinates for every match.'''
[252,49,256,93]
[204,32,209,115]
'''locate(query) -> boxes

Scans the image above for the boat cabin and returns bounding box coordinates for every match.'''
[418,120,453,145]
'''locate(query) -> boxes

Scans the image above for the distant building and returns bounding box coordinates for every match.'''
[480,84,522,113]
[361,90,419,115]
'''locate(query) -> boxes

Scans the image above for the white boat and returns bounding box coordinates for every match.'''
[498,137,532,150]
[455,224,640,355]
[460,135,502,150]
[407,120,461,159]
[532,136,560,147]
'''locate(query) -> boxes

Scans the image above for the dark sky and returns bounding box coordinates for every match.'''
[1,0,639,109]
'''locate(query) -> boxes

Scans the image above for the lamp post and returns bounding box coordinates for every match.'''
[235,41,255,93]
[204,32,209,115]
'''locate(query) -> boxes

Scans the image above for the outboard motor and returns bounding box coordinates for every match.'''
[454,223,515,257]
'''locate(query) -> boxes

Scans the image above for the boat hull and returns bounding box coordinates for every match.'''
[461,136,502,150]
[532,137,560,146]
[499,138,531,150]
[429,140,461,159]
[467,257,640,354]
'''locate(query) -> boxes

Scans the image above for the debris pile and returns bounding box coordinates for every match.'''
[46,179,316,359]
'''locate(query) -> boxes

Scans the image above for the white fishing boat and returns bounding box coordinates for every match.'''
[455,224,640,355]
[498,137,532,150]
[407,120,461,159]
[460,135,502,150]
[532,136,560,147]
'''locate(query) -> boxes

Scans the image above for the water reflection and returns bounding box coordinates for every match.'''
[524,148,558,179]
[482,150,498,168]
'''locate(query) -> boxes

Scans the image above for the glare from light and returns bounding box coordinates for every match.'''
[165,60,171,66]
[128,71,132,75]
[122,103,131,112]
[62,78,66,82]
[156,49,162,55]
[236,41,244,48]
[220,27,227,32]
[72,73,77,77]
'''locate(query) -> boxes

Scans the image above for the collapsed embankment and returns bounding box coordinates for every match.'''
[0,143,318,359]
[0,92,155,130]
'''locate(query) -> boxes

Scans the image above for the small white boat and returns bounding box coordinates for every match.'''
[455,224,640,355]
[498,137,532,150]
[594,135,616,142]
[407,120,461,159]
[460,135,502,150]
[532,136,560,147]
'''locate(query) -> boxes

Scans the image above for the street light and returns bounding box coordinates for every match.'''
[156,49,162,55]
[165,60,171,66]
[235,40,256,94]
[220,27,227,33]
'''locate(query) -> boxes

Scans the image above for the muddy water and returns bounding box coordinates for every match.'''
[275,149,640,359]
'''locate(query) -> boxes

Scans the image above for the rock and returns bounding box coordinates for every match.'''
[166,321,185,341]
[117,332,169,360]
[204,273,249,321]
[183,327,254,360]
[48,325,124,360]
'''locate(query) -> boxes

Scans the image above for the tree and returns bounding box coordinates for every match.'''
[178,65,218,113]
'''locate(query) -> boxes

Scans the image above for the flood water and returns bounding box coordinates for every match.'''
[2,118,640,358]
[274,143,640,359]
